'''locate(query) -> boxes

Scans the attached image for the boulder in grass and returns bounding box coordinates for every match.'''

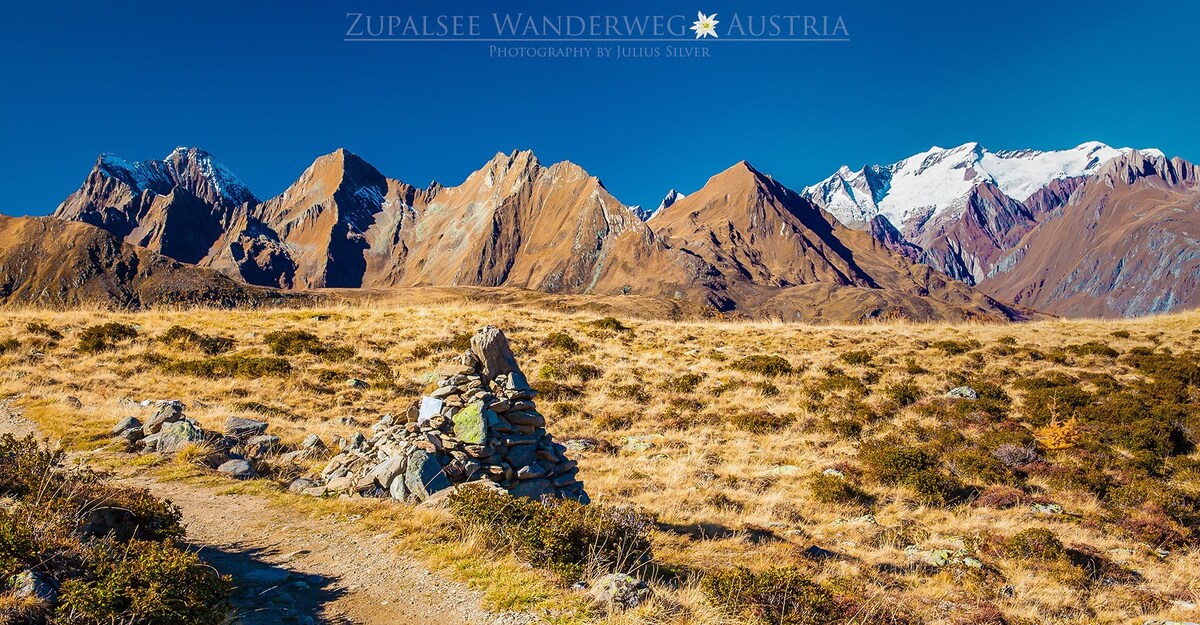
[144,403,183,435]
[10,569,58,605]
[217,459,256,479]
[156,420,205,454]
[111,416,142,436]
[590,573,650,611]
[224,416,268,439]
[946,386,978,400]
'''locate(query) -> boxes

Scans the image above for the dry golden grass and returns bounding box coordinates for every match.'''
[2,301,1199,625]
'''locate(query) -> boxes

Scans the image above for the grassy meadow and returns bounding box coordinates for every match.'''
[1,300,1198,625]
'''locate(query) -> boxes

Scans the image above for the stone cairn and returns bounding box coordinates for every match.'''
[293,326,589,504]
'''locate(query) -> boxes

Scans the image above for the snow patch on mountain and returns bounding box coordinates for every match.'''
[637,189,687,221]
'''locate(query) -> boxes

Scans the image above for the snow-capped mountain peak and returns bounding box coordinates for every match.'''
[95,147,256,208]
[635,188,687,221]
[803,141,1147,234]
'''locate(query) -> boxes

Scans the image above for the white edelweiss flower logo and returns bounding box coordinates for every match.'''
[690,11,719,39]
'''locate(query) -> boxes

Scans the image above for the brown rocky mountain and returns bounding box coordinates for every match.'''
[981,151,1200,317]
[0,215,283,308]
[51,147,1032,321]
[650,162,1029,321]
[55,148,258,265]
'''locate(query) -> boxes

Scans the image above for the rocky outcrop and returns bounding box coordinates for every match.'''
[302,326,587,503]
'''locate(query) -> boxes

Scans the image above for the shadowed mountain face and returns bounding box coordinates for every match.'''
[981,152,1200,317]
[0,215,282,308]
[51,147,1038,321]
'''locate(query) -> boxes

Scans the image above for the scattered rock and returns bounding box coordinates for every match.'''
[9,569,58,605]
[620,435,660,453]
[225,417,269,439]
[946,386,978,400]
[1030,502,1064,515]
[156,420,205,454]
[564,438,599,452]
[144,403,184,435]
[590,573,651,611]
[346,378,369,389]
[803,545,840,561]
[242,566,291,586]
[110,416,142,436]
[217,459,256,479]
[417,479,508,510]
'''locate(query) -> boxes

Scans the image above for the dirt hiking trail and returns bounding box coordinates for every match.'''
[0,401,537,625]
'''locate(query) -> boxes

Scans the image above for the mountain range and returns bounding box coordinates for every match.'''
[6,141,1195,319]
[802,142,1199,316]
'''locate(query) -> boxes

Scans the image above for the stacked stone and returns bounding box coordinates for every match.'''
[309,326,588,503]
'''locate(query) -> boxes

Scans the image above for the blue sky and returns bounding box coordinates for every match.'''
[1,0,1197,215]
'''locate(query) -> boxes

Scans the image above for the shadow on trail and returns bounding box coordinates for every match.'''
[189,541,351,625]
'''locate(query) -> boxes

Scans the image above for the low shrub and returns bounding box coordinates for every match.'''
[808,374,866,398]
[751,380,780,397]
[543,331,579,351]
[589,317,632,333]
[660,372,706,394]
[702,567,841,625]
[231,401,298,421]
[903,469,965,506]
[263,329,326,356]
[972,485,1028,509]
[858,443,937,484]
[808,474,871,506]
[448,485,652,581]
[728,410,793,433]
[411,331,473,358]
[839,350,873,366]
[0,338,20,354]
[58,538,229,625]
[931,339,981,355]
[77,323,138,353]
[25,322,63,340]
[997,528,1065,561]
[0,435,228,625]
[948,448,1017,485]
[535,381,584,401]
[885,381,922,407]
[731,355,794,377]
[609,383,650,402]
[165,354,292,378]
[160,325,234,356]
[1066,341,1119,358]
[566,363,603,382]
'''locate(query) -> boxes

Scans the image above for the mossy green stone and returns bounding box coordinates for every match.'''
[453,402,488,444]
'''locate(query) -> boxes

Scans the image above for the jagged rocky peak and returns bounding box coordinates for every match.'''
[92,147,257,209]
[1098,148,1196,187]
